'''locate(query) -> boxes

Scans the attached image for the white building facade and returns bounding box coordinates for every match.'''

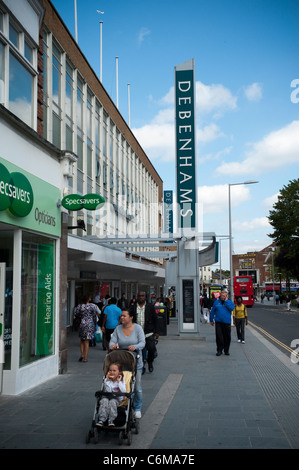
[0,0,165,395]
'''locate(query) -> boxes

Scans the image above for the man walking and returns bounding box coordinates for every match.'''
[210,290,235,356]
[102,297,121,349]
[130,291,159,372]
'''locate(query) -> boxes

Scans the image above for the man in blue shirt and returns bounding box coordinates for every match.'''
[102,297,121,348]
[210,290,235,356]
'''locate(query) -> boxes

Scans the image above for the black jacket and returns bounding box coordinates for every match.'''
[129,302,158,335]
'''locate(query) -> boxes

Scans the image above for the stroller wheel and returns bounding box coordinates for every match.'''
[118,430,124,445]
[134,419,140,434]
[94,428,99,444]
[127,430,132,446]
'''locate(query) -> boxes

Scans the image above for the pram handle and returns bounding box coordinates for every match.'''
[95,391,131,399]
[108,347,141,359]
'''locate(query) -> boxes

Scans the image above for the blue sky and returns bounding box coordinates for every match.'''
[52,0,299,269]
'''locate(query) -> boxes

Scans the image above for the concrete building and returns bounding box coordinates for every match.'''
[0,0,165,394]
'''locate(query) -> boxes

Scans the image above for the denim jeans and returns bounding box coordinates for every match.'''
[235,318,245,341]
[133,367,143,411]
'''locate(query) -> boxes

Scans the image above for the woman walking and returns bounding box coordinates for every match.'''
[74,294,98,362]
[109,309,145,418]
[233,296,248,344]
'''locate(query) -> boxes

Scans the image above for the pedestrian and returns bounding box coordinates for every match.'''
[74,294,98,362]
[117,293,129,310]
[97,362,127,427]
[110,309,145,419]
[210,290,235,356]
[130,291,159,373]
[286,294,291,311]
[102,297,122,349]
[201,293,211,323]
[233,296,248,343]
[96,302,107,350]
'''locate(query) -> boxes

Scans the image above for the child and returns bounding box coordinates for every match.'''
[98,362,126,427]
[233,296,248,343]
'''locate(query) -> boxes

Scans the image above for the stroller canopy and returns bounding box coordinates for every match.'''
[103,349,136,375]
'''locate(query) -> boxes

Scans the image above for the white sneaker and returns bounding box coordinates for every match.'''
[237,340,241,343]
[134,411,141,419]
[241,340,245,344]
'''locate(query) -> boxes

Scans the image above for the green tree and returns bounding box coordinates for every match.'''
[268,178,299,280]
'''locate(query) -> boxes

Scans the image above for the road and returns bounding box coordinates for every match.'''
[246,301,299,360]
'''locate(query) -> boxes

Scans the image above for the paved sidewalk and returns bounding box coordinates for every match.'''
[0,318,299,450]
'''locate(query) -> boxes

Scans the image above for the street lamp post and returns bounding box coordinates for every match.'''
[229,180,258,302]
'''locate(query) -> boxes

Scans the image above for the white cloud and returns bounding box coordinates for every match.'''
[244,82,263,101]
[233,217,270,232]
[133,122,175,162]
[133,80,236,162]
[263,193,279,210]
[137,27,150,45]
[159,81,237,115]
[196,81,237,116]
[198,184,251,214]
[216,120,299,176]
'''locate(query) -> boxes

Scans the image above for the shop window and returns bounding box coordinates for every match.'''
[20,233,56,367]
[0,231,13,371]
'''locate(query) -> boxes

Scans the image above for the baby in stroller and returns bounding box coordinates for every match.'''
[86,348,139,445]
[97,362,126,427]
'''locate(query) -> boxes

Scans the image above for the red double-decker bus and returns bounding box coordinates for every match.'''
[233,276,254,307]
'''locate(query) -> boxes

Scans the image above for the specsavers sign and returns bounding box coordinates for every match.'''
[62,193,105,211]
[0,156,61,237]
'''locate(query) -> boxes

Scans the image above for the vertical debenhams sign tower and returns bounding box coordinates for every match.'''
[175,59,200,334]
[175,59,197,235]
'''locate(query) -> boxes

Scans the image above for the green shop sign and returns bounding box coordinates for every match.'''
[0,162,34,217]
[62,193,105,211]
[0,157,61,237]
[36,242,54,355]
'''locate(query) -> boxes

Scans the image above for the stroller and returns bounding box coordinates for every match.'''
[86,349,140,446]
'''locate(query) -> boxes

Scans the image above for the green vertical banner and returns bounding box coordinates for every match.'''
[36,243,55,355]
[175,59,197,233]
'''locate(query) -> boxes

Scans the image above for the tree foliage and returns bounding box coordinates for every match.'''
[268,178,299,279]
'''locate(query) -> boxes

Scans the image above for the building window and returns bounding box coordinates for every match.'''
[24,40,33,64]
[0,12,37,129]
[42,31,49,139]
[9,22,19,48]
[52,42,61,147]
[9,51,33,127]
[0,41,4,104]
[65,60,74,150]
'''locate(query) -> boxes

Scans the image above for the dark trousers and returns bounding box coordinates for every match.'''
[143,335,156,364]
[215,322,231,354]
[235,318,245,341]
